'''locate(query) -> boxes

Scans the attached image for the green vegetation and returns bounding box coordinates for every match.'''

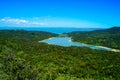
[67,27,120,49]
[0,30,58,42]
[0,29,120,80]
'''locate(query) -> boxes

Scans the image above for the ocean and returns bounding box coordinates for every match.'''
[0,27,105,34]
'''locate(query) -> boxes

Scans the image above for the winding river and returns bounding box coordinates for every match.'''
[40,37,120,52]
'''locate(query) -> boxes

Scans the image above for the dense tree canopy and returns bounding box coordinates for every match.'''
[0,29,120,80]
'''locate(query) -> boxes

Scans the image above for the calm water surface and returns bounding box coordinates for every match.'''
[41,37,109,51]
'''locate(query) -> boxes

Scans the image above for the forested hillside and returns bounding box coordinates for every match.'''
[67,27,120,49]
[0,30,120,80]
[0,30,58,42]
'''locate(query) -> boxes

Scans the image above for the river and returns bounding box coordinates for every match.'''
[39,37,120,52]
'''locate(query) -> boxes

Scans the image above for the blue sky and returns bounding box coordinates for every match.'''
[0,0,120,28]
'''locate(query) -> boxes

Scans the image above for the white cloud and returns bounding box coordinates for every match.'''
[31,22,45,25]
[0,17,108,28]
[1,17,28,24]
[0,17,46,27]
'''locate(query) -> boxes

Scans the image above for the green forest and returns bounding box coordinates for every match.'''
[0,28,120,80]
[67,27,120,49]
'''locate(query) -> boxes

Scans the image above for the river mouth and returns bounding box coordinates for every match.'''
[40,37,120,52]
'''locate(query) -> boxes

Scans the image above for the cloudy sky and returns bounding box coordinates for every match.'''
[0,0,120,28]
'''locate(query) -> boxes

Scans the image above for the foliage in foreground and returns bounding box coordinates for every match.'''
[0,30,120,80]
[0,41,120,80]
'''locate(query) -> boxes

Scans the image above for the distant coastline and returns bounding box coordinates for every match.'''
[0,27,106,34]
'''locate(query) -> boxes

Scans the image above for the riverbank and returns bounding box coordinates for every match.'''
[39,37,120,53]
[97,46,120,52]
[70,37,120,52]
[38,37,55,42]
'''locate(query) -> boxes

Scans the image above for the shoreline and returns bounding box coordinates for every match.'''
[39,37,120,53]
[97,46,120,52]
[70,37,120,52]
[38,37,55,42]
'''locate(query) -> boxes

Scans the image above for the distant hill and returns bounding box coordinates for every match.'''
[0,30,58,43]
[0,27,105,34]
[67,27,120,49]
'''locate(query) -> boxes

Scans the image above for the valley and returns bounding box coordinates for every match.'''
[0,27,120,80]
